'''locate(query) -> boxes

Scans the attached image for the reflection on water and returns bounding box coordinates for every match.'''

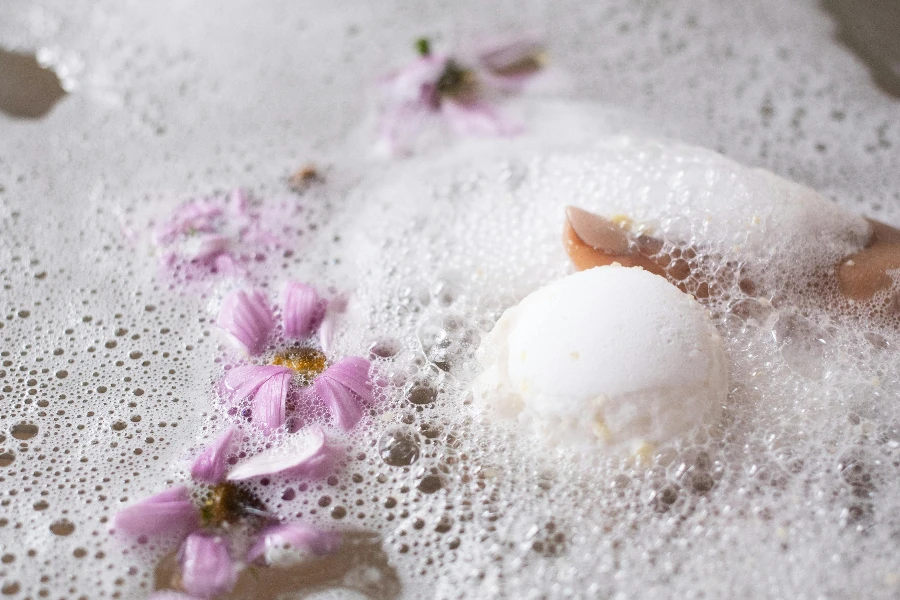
[154,531,401,599]
[0,47,67,118]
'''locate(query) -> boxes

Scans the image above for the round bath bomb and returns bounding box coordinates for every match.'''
[473,265,728,452]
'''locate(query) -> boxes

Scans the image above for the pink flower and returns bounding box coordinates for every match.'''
[151,188,282,282]
[113,486,199,539]
[217,283,377,433]
[119,428,343,598]
[247,523,342,566]
[227,426,342,481]
[179,533,238,599]
[376,35,546,156]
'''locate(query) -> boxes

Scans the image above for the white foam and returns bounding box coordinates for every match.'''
[2,1,900,598]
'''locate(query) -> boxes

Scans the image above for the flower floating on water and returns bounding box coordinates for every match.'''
[216,282,377,434]
[376,34,547,156]
[152,188,282,282]
[116,426,342,599]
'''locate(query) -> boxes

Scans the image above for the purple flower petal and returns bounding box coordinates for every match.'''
[318,295,348,353]
[227,426,342,481]
[114,486,199,539]
[252,370,292,434]
[247,523,342,566]
[376,55,448,156]
[282,282,325,339]
[220,365,293,435]
[441,99,521,137]
[180,533,238,600]
[216,289,274,356]
[190,427,238,485]
[314,357,374,431]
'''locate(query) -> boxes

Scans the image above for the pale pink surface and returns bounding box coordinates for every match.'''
[216,289,275,356]
[179,534,238,599]
[227,426,341,480]
[247,523,342,564]
[190,426,238,485]
[114,485,199,538]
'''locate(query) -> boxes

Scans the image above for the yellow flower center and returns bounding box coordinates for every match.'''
[272,347,327,385]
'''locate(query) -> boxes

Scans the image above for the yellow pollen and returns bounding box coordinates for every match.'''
[272,347,327,384]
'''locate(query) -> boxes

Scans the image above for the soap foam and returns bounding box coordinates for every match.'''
[2,0,900,599]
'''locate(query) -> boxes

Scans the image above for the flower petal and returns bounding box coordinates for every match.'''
[149,591,201,600]
[318,295,348,353]
[376,55,448,156]
[247,523,342,566]
[190,427,238,485]
[227,426,341,481]
[228,188,249,217]
[180,533,238,600]
[321,356,374,403]
[114,486,199,538]
[220,365,292,401]
[252,370,292,434]
[186,234,230,263]
[282,282,325,339]
[314,376,363,431]
[441,99,521,137]
[476,34,545,91]
[219,365,292,435]
[216,289,274,356]
[314,357,375,431]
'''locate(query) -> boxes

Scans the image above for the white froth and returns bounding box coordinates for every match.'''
[3,1,900,599]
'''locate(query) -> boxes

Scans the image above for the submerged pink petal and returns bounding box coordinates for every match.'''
[318,295,348,353]
[441,99,522,137]
[247,523,342,565]
[180,533,238,600]
[216,289,274,356]
[314,357,374,431]
[154,200,224,246]
[220,365,292,435]
[190,427,238,485]
[114,485,199,539]
[188,234,230,263]
[227,426,342,481]
[282,282,325,339]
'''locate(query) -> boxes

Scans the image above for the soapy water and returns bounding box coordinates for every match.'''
[2,0,900,598]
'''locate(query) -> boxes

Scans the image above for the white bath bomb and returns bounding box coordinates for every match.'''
[473,265,728,452]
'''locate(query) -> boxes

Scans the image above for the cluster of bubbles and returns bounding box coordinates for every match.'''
[1,0,900,599]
